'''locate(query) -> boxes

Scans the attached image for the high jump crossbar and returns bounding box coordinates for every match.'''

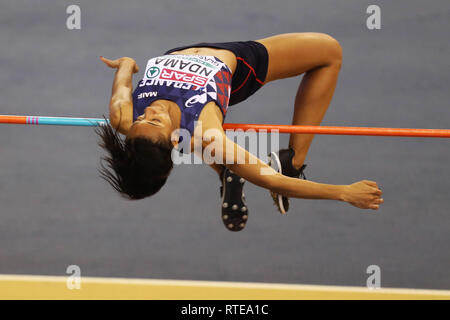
[1,115,450,138]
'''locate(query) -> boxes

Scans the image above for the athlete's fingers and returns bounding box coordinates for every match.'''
[100,56,111,66]
[369,204,380,210]
[100,56,119,69]
[374,198,384,204]
[372,188,383,196]
[364,180,378,187]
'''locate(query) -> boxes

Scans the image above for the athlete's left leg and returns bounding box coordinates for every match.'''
[256,32,342,169]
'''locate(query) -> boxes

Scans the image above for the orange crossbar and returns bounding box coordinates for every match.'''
[0,115,27,124]
[223,124,450,138]
[1,114,449,138]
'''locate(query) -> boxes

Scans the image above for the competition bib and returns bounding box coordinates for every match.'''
[141,55,226,88]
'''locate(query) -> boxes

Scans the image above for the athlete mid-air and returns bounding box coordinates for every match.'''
[98,33,383,231]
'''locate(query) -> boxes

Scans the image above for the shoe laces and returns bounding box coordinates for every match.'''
[298,164,307,180]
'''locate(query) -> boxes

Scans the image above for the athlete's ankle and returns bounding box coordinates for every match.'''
[288,148,305,171]
[291,158,305,171]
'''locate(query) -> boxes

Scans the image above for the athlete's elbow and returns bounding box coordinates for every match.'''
[108,100,123,125]
[109,111,121,129]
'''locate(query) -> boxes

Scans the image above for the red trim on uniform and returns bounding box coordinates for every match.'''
[230,57,265,95]
[236,57,265,85]
[231,70,252,94]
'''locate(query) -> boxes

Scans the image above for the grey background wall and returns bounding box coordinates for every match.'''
[0,0,449,289]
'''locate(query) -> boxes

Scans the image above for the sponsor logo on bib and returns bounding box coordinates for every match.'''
[160,68,208,86]
[146,66,160,79]
[185,93,207,108]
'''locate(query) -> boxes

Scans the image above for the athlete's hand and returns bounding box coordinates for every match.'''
[342,180,383,210]
[100,56,139,73]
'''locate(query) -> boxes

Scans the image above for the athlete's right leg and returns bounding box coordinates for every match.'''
[256,32,342,169]
[256,33,342,213]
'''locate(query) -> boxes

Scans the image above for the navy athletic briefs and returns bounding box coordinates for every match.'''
[165,40,269,106]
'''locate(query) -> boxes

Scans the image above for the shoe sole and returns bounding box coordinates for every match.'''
[269,152,287,214]
[220,169,248,232]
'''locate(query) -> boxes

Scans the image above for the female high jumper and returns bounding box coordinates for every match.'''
[97,33,383,231]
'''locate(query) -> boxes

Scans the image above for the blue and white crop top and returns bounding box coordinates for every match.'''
[132,54,232,136]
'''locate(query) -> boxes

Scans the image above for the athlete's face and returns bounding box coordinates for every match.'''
[127,105,174,143]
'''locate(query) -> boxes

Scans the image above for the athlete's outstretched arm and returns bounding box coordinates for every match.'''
[100,56,139,134]
[202,132,383,210]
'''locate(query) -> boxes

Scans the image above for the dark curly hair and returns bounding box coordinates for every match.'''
[95,121,174,200]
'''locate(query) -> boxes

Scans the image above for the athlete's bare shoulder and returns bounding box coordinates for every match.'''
[187,101,224,151]
[197,101,224,132]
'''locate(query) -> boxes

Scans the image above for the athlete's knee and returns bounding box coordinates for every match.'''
[319,34,343,66]
[296,32,342,67]
[302,32,342,66]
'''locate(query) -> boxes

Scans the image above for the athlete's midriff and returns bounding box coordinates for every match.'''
[169,47,238,76]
